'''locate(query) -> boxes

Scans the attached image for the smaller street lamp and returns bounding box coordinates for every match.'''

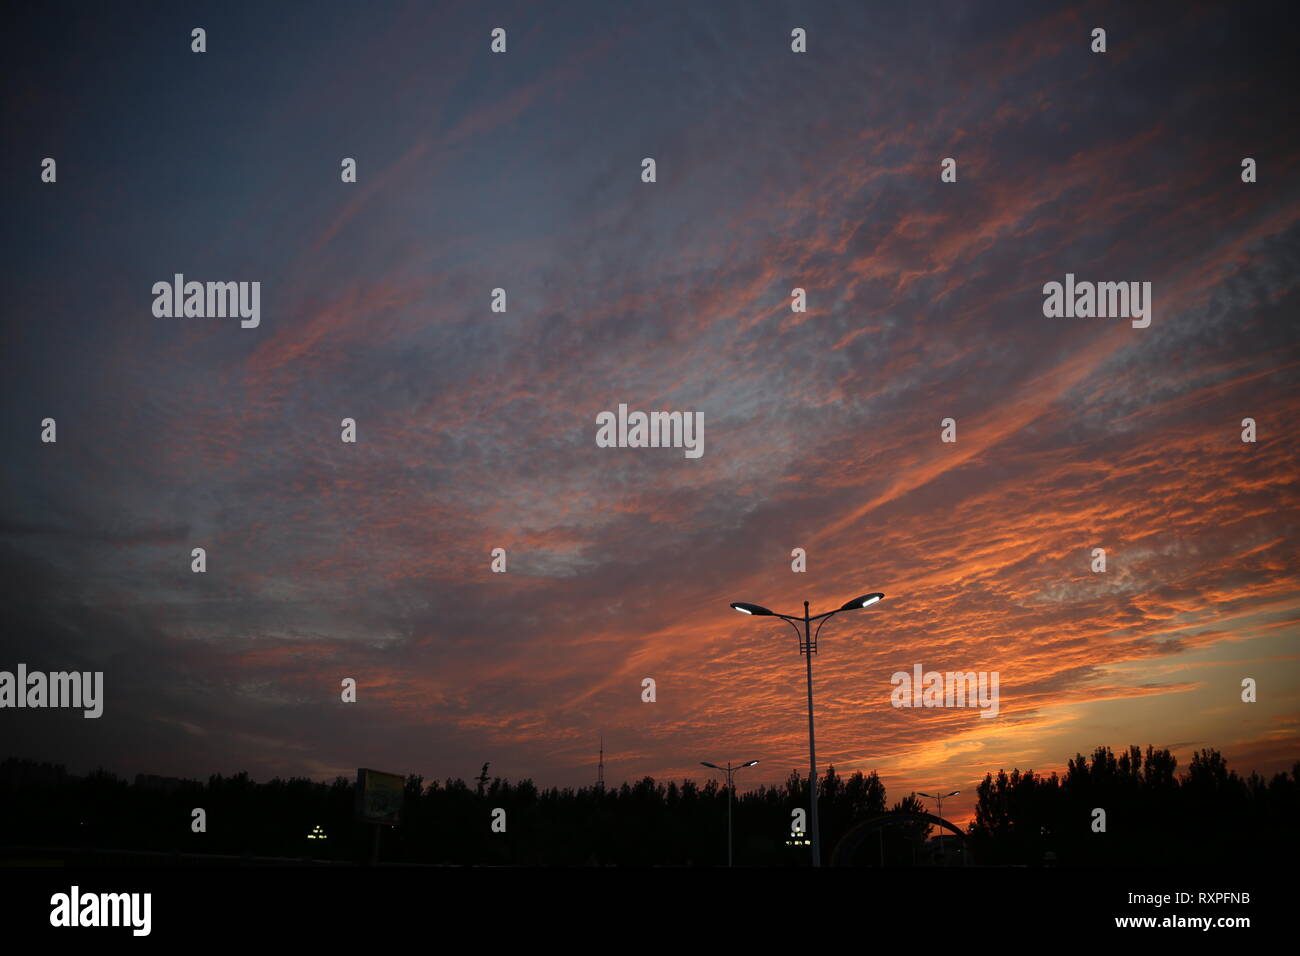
[701,759,759,867]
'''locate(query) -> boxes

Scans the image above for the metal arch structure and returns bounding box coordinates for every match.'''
[829,810,971,866]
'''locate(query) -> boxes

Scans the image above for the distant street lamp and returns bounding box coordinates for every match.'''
[915,789,960,860]
[700,759,759,867]
[730,591,886,867]
[915,789,960,821]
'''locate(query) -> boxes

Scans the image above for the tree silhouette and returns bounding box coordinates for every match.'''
[1,746,1294,865]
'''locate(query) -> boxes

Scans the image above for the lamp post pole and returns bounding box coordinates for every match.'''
[801,601,821,868]
[701,759,758,866]
[730,591,886,869]
[726,764,735,867]
[916,789,961,861]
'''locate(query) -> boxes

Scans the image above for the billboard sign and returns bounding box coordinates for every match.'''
[355,768,405,825]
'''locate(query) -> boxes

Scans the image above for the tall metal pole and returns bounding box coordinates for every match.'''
[704,758,756,866]
[803,600,820,867]
[936,793,944,859]
[730,591,884,867]
[726,763,734,867]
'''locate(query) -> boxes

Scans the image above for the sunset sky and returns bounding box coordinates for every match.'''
[3,0,1297,828]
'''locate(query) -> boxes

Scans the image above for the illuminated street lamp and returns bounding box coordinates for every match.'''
[729,591,886,867]
[700,759,759,867]
[915,789,961,821]
[915,790,961,860]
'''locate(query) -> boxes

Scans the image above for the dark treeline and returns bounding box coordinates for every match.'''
[1,745,1295,865]
[970,745,1300,865]
[0,759,898,865]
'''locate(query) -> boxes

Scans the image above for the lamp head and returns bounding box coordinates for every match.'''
[838,592,885,611]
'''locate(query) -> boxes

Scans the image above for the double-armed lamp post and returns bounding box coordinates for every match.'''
[729,591,885,867]
[916,789,961,858]
[700,758,759,867]
[915,789,961,822]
